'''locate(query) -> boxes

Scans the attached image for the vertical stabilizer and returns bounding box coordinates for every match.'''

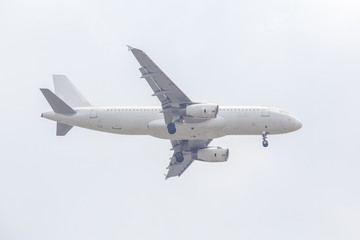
[53,75,91,108]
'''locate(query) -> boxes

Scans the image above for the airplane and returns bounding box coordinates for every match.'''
[40,46,302,179]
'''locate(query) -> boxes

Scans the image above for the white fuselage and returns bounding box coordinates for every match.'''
[42,106,302,140]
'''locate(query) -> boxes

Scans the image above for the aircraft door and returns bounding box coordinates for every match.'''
[112,120,122,130]
[261,108,270,117]
[90,109,98,119]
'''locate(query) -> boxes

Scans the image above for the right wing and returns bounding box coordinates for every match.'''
[166,151,194,180]
[165,139,212,179]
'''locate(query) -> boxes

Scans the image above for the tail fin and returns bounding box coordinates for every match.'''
[40,88,76,115]
[53,75,91,108]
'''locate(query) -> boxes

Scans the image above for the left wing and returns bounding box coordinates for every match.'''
[166,139,212,179]
[128,46,195,125]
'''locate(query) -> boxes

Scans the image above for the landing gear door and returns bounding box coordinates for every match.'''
[261,108,270,117]
[90,109,98,119]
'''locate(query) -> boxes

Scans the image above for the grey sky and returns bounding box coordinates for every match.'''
[1,0,360,239]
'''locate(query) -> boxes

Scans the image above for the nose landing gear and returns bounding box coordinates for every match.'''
[262,131,268,147]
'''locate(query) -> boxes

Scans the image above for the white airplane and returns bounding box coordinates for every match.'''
[40,46,302,179]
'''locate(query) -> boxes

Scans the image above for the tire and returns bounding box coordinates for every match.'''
[175,152,184,163]
[262,140,269,147]
[167,123,176,134]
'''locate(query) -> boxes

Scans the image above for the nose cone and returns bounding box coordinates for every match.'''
[293,117,303,131]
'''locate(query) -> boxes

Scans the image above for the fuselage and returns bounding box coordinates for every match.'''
[42,106,302,140]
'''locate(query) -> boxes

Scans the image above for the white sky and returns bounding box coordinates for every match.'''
[1,0,360,239]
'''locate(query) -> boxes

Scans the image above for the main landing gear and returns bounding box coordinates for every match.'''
[262,132,269,147]
[167,122,176,134]
[175,152,184,163]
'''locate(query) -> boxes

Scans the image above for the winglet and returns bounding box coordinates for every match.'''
[127,45,134,51]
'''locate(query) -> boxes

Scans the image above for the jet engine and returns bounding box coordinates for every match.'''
[185,104,219,119]
[197,147,229,162]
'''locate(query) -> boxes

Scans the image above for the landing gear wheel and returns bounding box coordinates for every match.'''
[175,152,184,163]
[262,131,269,147]
[167,123,176,134]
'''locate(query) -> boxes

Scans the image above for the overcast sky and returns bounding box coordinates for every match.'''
[1,0,360,239]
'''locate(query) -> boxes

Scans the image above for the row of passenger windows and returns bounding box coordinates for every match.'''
[106,108,159,112]
[105,108,262,112]
[220,108,261,111]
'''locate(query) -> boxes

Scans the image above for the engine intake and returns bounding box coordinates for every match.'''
[197,147,229,162]
[185,104,219,119]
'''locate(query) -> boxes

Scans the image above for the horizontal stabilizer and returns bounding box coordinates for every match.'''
[57,122,73,136]
[40,88,76,115]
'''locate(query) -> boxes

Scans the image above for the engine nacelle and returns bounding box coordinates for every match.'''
[185,104,219,119]
[197,147,229,162]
